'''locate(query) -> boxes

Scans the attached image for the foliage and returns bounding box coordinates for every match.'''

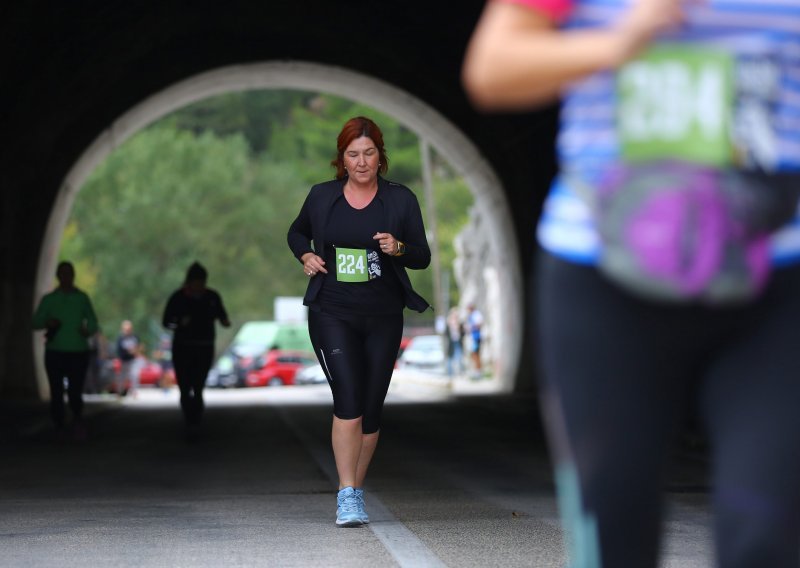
[162,90,312,155]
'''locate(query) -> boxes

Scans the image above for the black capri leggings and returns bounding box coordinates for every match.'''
[44,350,89,427]
[536,251,800,568]
[308,309,403,434]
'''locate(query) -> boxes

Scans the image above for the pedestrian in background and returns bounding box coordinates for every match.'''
[115,319,140,396]
[465,304,483,379]
[445,307,464,377]
[153,334,174,391]
[126,342,148,399]
[288,116,431,527]
[163,262,230,440]
[464,1,800,566]
[32,261,98,440]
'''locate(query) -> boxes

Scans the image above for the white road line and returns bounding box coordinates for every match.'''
[277,407,447,568]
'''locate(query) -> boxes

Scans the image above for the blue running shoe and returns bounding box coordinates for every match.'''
[354,488,370,524]
[336,487,365,527]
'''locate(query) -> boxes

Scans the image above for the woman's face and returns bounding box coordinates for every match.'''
[343,136,380,186]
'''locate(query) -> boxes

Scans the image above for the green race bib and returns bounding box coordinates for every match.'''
[335,247,381,282]
[617,45,734,166]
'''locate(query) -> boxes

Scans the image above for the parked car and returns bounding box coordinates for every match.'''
[206,350,237,388]
[207,321,314,388]
[101,357,174,392]
[138,360,163,386]
[396,334,446,373]
[295,363,328,385]
[138,360,175,387]
[230,343,269,387]
[395,336,412,367]
[245,350,317,387]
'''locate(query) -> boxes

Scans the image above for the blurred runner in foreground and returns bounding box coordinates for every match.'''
[464,1,800,566]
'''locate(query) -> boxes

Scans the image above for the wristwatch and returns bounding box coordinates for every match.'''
[396,241,406,256]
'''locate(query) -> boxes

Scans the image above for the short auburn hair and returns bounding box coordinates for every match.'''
[331,116,389,180]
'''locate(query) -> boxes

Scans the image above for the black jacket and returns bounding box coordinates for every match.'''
[162,287,228,346]
[287,177,431,313]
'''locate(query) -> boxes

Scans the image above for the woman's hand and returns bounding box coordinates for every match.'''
[615,0,692,64]
[374,232,400,256]
[301,252,327,277]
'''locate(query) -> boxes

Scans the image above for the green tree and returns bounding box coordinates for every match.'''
[164,90,313,155]
[66,125,310,347]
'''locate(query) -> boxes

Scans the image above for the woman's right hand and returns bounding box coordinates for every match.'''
[301,252,327,277]
[615,0,694,64]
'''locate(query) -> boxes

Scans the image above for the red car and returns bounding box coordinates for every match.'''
[108,357,174,391]
[138,361,163,386]
[139,361,175,387]
[245,350,317,387]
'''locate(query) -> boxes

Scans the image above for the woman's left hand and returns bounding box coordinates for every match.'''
[374,232,400,256]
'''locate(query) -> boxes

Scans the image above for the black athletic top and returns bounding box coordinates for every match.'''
[162,287,228,346]
[287,177,431,313]
[316,197,404,316]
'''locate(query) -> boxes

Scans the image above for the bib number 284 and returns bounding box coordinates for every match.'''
[617,45,734,167]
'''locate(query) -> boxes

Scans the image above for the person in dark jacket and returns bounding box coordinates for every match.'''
[162,262,230,439]
[287,116,431,527]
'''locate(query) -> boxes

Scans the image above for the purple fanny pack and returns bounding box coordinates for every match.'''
[579,162,797,304]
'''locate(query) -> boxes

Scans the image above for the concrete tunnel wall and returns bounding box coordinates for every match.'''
[0,1,558,400]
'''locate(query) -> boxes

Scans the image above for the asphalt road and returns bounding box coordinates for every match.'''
[0,381,712,567]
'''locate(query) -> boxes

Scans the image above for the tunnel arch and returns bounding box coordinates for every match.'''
[35,61,523,398]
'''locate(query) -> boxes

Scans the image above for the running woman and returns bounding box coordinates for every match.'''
[288,116,431,527]
[464,1,800,566]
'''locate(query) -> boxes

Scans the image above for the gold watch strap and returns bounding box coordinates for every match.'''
[396,241,406,256]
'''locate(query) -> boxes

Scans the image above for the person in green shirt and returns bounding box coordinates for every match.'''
[32,261,99,438]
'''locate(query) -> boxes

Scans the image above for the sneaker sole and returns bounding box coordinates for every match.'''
[336,519,365,528]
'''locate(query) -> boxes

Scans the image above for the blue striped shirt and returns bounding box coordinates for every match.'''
[536,0,800,265]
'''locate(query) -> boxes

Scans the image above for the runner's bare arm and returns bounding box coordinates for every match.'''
[462,0,690,110]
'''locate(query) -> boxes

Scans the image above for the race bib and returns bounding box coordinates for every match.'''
[335,247,382,282]
[617,45,734,167]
